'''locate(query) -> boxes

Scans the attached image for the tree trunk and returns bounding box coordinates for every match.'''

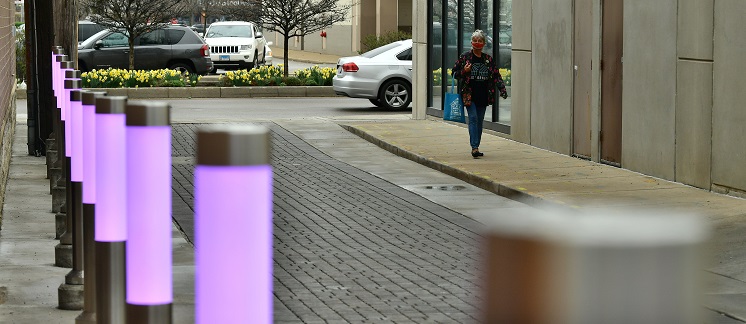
[129,38,136,70]
[53,0,78,66]
[283,36,290,77]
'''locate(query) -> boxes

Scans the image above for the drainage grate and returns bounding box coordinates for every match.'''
[424,185,467,191]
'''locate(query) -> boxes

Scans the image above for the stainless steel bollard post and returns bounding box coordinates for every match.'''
[57,85,85,310]
[94,96,129,324]
[125,102,173,323]
[76,91,107,324]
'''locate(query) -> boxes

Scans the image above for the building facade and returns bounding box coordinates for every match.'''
[412,0,746,197]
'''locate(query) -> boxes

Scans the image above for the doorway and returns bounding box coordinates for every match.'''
[573,0,593,159]
[600,0,623,165]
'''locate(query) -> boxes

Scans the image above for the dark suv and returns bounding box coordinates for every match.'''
[78,25,213,75]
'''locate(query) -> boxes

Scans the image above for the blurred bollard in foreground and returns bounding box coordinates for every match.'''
[195,125,273,324]
[482,208,710,324]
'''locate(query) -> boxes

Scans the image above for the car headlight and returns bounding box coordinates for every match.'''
[240,44,252,51]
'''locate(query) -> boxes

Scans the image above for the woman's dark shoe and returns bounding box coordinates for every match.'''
[477,151,484,157]
[471,149,481,158]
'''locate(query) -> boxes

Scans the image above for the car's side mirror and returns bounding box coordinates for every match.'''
[255,32,263,39]
[94,40,104,50]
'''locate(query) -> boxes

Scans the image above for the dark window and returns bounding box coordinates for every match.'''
[167,29,186,44]
[396,48,412,61]
[101,32,129,48]
[138,29,167,46]
[78,23,105,42]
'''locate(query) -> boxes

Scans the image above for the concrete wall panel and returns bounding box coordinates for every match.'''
[621,0,677,180]
[513,0,532,51]
[712,0,746,191]
[530,0,573,154]
[511,51,532,143]
[675,60,712,189]
[677,0,714,60]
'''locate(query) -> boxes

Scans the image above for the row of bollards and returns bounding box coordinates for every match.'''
[48,45,274,323]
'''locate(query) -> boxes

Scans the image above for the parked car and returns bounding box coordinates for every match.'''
[78,20,105,43]
[333,39,412,110]
[204,21,267,70]
[77,25,213,75]
[190,23,210,36]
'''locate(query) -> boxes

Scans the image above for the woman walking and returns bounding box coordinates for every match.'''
[452,29,508,158]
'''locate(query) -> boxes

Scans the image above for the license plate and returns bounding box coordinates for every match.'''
[220,55,230,61]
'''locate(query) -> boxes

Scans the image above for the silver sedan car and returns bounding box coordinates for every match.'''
[333,39,412,110]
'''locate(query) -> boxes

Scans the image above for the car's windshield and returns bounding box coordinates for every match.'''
[361,42,402,58]
[205,25,253,38]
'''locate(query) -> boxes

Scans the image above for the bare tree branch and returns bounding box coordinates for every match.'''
[81,0,187,70]
[260,0,351,76]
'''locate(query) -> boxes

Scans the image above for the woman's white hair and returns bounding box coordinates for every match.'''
[471,29,486,42]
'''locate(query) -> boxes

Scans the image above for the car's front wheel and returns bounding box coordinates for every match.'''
[169,62,194,74]
[378,79,411,110]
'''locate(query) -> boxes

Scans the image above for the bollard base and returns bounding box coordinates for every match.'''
[76,310,97,324]
[55,212,66,239]
[65,269,84,285]
[55,243,73,268]
[126,303,172,324]
[58,283,84,310]
[52,184,66,213]
[49,166,62,194]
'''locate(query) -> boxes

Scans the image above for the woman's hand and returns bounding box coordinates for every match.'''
[464,62,472,74]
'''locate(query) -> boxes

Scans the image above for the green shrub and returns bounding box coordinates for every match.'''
[15,31,25,83]
[283,76,302,86]
[360,30,412,54]
[304,79,318,86]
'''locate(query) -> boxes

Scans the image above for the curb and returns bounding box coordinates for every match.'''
[338,123,560,209]
[15,86,336,100]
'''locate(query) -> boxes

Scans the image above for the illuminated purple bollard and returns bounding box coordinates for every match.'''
[58,85,85,311]
[195,126,273,324]
[125,102,173,323]
[95,96,128,324]
[76,91,107,324]
[54,54,67,108]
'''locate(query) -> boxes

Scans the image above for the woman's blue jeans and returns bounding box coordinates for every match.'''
[466,102,487,149]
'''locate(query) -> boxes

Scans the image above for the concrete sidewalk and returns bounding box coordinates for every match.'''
[340,118,746,322]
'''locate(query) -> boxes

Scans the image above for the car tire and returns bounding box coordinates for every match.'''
[378,79,412,110]
[250,51,258,69]
[169,62,194,74]
[368,99,384,107]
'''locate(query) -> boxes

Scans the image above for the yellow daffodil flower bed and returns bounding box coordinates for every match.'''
[220,65,336,87]
[82,68,202,88]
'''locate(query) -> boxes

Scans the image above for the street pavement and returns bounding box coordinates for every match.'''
[2,49,746,323]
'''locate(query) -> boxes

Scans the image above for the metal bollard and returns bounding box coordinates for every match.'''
[57,85,85,310]
[195,125,273,323]
[95,96,128,324]
[76,91,107,324]
[125,102,173,323]
[481,208,709,324]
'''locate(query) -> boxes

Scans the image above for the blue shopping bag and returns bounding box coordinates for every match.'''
[443,78,466,123]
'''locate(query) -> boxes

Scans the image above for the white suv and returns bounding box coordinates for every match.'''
[204,21,268,71]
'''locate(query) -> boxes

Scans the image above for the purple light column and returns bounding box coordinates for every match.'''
[95,97,128,242]
[195,126,273,324]
[54,54,68,110]
[95,96,128,323]
[125,102,173,322]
